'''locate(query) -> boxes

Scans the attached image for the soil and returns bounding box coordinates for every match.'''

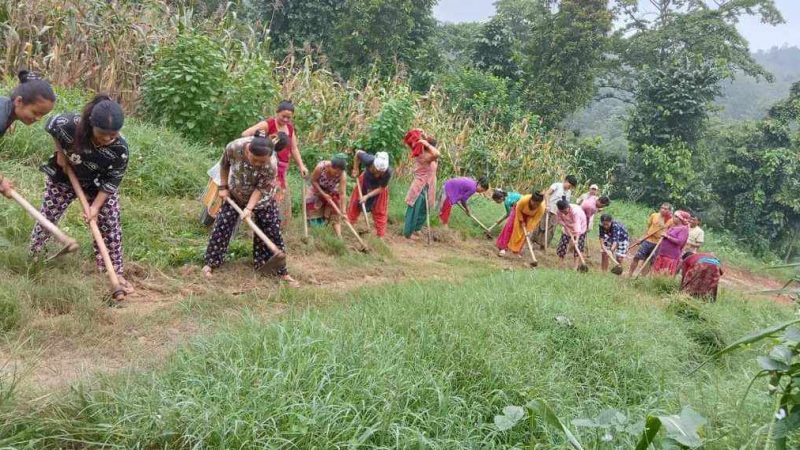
[1,226,793,395]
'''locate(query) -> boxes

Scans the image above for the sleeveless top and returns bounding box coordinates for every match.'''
[315,161,341,194]
[265,117,295,164]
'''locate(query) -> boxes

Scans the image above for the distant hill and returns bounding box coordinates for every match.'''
[716,46,800,120]
[566,46,800,154]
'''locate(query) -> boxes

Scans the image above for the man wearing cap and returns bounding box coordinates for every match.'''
[348,150,393,238]
[577,184,599,205]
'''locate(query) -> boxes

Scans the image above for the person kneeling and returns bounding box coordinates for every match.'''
[202,134,297,286]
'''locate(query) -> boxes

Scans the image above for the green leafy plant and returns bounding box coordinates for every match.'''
[697,319,800,449]
[141,32,227,142]
[360,89,414,163]
[216,56,280,144]
[494,399,706,449]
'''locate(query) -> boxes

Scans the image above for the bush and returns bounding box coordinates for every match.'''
[438,67,522,128]
[216,56,280,144]
[141,33,228,143]
[360,89,414,163]
[142,33,284,145]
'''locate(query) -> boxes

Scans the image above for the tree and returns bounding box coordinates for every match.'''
[330,0,438,86]
[473,16,520,80]
[607,0,785,207]
[434,22,482,73]
[518,0,612,124]
[263,0,344,58]
[705,82,800,254]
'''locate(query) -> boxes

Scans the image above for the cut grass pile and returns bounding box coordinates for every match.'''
[0,269,792,448]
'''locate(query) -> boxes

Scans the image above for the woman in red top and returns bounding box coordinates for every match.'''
[242,100,308,219]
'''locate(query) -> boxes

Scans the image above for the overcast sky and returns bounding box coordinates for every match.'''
[433,0,800,51]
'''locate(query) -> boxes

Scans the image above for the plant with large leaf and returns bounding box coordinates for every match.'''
[696,318,800,449]
[493,399,706,449]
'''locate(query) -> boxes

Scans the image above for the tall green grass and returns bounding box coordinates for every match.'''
[0,270,791,448]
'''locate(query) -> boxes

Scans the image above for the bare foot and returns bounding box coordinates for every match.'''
[118,276,136,295]
[202,265,213,279]
[281,274,300,288]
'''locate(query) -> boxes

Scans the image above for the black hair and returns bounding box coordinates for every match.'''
[598,196,611,206]
[477,177,490,190]
[556,199,570,211]
[273,131,290,153]
[600,213,613,223]
[249,136,273,157]
[491,189,507,202]
[426,136,437,147]
[530,191,545,202]
[565,175,577,186]
[9,70,56,104]
[277,100,295,113]
[331,155,347,170]
[75,95,124,150]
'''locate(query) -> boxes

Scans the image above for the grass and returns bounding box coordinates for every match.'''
[1,83,797,448]
[0,270,793,448]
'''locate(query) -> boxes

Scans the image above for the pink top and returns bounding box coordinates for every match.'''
[557,204,588,236]
[658,225,689,260]
[405,153,437,207]
[581,196,599,231]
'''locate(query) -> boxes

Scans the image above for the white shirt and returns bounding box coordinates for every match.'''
[547,182,571,213]
[688,226,705,249]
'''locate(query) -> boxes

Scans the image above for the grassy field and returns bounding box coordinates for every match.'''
[1,85,797,448]
[0,270,793,448]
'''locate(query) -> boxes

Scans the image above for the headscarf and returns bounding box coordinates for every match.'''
[674,210,691,225]
[404,128,425,158]
[374,152,390,172]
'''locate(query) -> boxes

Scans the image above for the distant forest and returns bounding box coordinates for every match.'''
[567,46,800,155]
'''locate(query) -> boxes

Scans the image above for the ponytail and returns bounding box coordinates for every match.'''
[9,70,56,104]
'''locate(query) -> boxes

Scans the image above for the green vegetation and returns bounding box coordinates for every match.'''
[0,270,792,448]
[2,2,800,448]
[4,0,797,257]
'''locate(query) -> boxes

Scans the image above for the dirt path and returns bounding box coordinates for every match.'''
[1,227,791,395]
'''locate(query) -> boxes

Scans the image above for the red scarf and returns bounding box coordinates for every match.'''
[404,129,425,159]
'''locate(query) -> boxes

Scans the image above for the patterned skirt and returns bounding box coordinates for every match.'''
[652,255,680,275]
[681,262,721,300]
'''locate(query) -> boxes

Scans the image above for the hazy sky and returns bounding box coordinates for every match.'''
[433,0,800,51]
